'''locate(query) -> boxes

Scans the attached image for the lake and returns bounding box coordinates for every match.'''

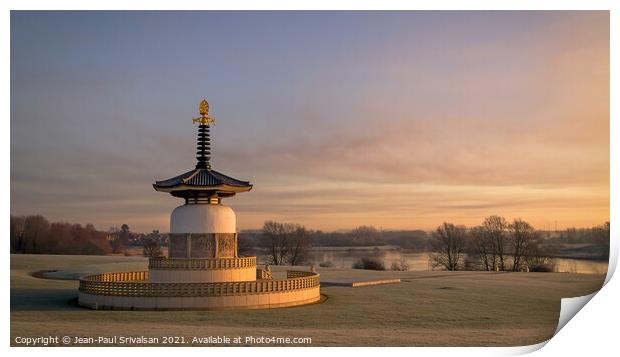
[258,247,608,275]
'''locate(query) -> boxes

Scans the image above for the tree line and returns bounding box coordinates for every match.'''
[11,213,609,267]
[429,216,610,272]
[9,215,164,256]
[547,223,610,251]
[237,225,430,256]
[10,215,113,255]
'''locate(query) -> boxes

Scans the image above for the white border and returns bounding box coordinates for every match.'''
[3,1,617,356]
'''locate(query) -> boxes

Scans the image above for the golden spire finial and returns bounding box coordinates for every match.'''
[192,98,216,125]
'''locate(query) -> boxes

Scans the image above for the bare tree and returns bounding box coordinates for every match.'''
[261,221,311,265]
[482,215,509,271]
[592,221,610,259]
[108,228,121,253]
[143,238,163,257]
[48,222,73,253]
[289,225,311,266]
[350,225,380,245]
[469,226,493,271]
[110,224,130,253]
[508,218,536,271]
[428,222,467,271]
[525,237,556,272]
[119,223,131,246]
[262,221,288,265]
[18,215,50,254]
[10,215,26,253]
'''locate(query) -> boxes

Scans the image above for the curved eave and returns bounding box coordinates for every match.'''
[152,183,253,194]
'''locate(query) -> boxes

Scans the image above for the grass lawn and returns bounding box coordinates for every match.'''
[10,254,605,347]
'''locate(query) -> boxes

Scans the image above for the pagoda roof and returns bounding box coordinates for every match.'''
[153,168,252,196]
[153,99,253,199]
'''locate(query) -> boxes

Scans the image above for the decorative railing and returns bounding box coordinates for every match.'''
[149,257,256,270]
[79,270,319,297]
[256,268,273,280]
[287,270,313,278]
[84,271,148,282]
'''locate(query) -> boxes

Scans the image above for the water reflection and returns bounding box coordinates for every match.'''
[259,248,608,275]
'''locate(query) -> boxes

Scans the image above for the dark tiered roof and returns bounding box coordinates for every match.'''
[153,99,252,199]
[153,168,252,197]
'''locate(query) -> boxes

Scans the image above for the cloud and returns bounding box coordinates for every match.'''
[10,11,609,231]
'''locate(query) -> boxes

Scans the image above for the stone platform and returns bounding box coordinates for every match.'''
[78,269,320,310]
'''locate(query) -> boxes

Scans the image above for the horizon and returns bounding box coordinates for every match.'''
[11,11,610,232]
[9,212,608,234]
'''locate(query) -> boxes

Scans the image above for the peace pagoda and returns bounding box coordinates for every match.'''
[78,99,320,310]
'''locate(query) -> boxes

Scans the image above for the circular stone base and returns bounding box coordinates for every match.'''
[78,287,320,310]
[77,270,320,311]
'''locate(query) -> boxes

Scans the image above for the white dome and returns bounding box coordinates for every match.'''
[170,204,236,234]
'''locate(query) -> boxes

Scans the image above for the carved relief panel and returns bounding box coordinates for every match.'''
[215,233,237,258]
[190,234,215,258]
[169,233,237,258]
[169,234,188,258]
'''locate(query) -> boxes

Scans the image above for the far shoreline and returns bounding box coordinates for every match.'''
[9,244,610,262]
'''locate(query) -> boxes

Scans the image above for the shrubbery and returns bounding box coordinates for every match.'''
[528,264,555,272]
[353,257,385,270]
[391,259,409,271]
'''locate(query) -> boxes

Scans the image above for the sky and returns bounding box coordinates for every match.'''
[10,11,609,232]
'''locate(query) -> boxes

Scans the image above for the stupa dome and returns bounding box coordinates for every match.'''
[170,203,236,234]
